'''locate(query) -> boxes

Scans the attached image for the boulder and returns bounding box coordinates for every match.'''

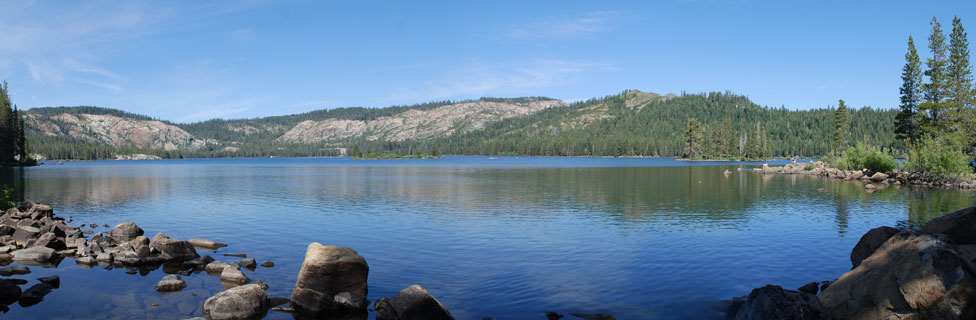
[240,258,256,270]
[187,238,228,249]
[220,265,251,286]
[725,285,827,320]
[259,261,274,268]
[291,243,369,318]
[32,232,66,250]
[819,231,976,319]
[202,283,269,320]
[107,222,144,242]
[37,275,59,288]
[0,265,29,276]
[850,226,900,268]
[149,233,199,261]
[206,261,230,274]
[20,203,53,219]
[375,285,454,320]
[921,206,976,245]
[0,279,21,305]
[870,172,889,182]
[18,283,53,307]
[569,314,617,320]
[10,246,57,263]
[76,256,96,265]
[12,226,40,246]
[155,274,187,292]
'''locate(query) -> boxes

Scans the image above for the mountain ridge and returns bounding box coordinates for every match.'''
[22,90,898,160]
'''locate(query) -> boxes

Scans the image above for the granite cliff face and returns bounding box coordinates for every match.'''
[25,113,213,151]
[277,99,565,143]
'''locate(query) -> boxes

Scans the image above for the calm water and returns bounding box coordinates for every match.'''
[0,157,973,319]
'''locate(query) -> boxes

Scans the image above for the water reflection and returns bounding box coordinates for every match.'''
[0,158,972,319]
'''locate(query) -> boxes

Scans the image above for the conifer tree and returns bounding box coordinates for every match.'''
[896,36,923,143]
[948,16,973,108]
[921,17,950,126]
[683,118,704,159]
[834,100,851,151]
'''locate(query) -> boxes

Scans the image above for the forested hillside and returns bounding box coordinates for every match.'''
[22,90,899,160]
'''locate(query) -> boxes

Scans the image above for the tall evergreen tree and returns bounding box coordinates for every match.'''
[0,81,13,164]
[896,36,923,143]
[947,16,973,108]
[834,99,851,151]
[684,118,704,159]
[921,17,951,126]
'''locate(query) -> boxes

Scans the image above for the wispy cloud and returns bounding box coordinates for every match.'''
[388,60,607,102]
[74,79,123,93]
[26,62,43,84]
[505,11,623,39]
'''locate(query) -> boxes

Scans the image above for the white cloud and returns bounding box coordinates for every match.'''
[74,79,123,93]
[505,11,623,39]
[26,62,43,84]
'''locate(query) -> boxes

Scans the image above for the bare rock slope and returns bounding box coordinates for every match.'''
[26,113,212,150]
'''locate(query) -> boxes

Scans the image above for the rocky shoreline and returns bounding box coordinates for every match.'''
[757,161,976,189]
[0,202,615,320]
[725,206,976,319]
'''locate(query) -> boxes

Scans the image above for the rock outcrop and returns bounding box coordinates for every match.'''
[291,243,369,318]
[849,226,900,268]
[375,285,455,320]
[202,283,269,320]
[921,206,976,245]
[819,231,976,319]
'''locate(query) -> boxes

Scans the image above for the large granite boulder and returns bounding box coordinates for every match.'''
[11,246,58,263]
[375,285,455,320]
[203,283,269,320]
[107,222,144,242]
[149,233,199,261]
[850,226,899,268]
[819,231,976,319]
[291,243,369,318]
[724,285,827,320]
[11,226,40,246]
[922,206,976,245]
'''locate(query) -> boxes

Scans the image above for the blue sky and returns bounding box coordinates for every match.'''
[0,0,972,122]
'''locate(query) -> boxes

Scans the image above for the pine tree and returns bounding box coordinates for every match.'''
[896,36,923,143]
[921,17,951,126]
[683,118,704,159]
[834,100,851,151]
[947,16,973,108]
[0,81,12,164]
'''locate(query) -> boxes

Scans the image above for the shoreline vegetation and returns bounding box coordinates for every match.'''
[761,160,976,189]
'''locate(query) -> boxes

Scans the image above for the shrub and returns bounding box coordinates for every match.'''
[832,142,897,173]
[0,186,15,211]
[905,135,970,178]
[803,163,816,171]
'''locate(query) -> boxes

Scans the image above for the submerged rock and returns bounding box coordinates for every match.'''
[375,285,454,320]
[0,265,30,276]
[18,283,54,307]
[850,226,899,268]
[155,274,186,292]
[819,231,976,319]
[291,243,369,318]
[569,314,617,320]
[187,238,228,249]
[206,261,230,274]
[259,261,274,268]
[725,285,827,320]
[203,283,269,320]
[37,275,59,288]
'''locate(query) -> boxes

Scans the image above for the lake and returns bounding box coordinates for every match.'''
[0,157,972,319]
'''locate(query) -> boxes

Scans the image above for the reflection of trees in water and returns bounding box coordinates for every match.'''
[0,167,27,203]
[904,188,975,229]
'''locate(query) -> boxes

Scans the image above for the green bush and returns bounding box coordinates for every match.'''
[803,163,816,171]
[832,142,897,173]
[0,186,15,211]
[905,135,970,178]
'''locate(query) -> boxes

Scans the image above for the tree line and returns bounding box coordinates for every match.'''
[0,82,32,166]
